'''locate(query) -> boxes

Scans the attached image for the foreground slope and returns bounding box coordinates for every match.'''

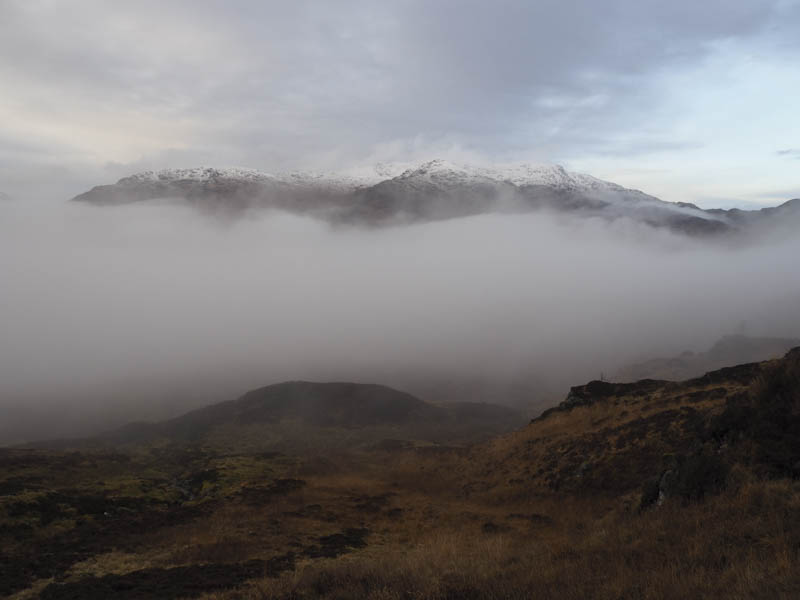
[3,351,799,598]
[447,347,800,505]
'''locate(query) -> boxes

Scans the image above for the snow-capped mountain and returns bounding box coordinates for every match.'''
[393,159,622,191]
[117,167,276,184]
[72,160,638,206]
[70,160,799,237]
[72,165,390,217]
[114,164,397,192]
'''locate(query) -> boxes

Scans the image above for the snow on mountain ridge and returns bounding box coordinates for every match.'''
[393,159,626,193]
[115,160,629,195]
[119,167,279,185]
[72,161,771,236]
[275,169,384,191]
[117,165,394,192]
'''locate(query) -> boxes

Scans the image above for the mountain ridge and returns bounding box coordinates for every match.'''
[69,159,798,236]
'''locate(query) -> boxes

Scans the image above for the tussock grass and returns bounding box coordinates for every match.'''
[198,479,800,600]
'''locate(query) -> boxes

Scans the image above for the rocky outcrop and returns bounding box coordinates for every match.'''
[532,378,670,422]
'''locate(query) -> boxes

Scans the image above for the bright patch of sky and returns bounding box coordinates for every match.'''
[570,36,800,207]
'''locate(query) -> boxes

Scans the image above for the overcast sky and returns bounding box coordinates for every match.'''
[1,0,799,206]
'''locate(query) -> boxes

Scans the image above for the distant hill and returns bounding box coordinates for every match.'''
[614,335,800,382]
[69,160,800,237]
[79,381,524,451]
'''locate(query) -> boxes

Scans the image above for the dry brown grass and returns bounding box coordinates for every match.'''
[188,477,800,600]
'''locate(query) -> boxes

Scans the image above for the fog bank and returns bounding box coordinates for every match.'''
[1,201,799,443]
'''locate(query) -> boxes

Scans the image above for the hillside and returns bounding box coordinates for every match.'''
[413,346,800,511]
[3,351,799,599]
[69,160,800,237]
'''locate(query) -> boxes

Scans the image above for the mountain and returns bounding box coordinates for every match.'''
[85,380,524,451]
[342,159,692,226]
[70,166,375,219]
[707,197,800,229]
[614,334,800,382]
[70,160,799,236]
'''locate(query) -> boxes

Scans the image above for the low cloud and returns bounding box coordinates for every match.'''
[1,201,799,442]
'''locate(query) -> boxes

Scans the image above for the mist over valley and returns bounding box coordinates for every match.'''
[2,170,799,444]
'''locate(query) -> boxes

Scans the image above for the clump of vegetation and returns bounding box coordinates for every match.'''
[711,349,800,477]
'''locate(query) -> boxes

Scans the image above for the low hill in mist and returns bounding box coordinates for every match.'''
[83,381,524,451]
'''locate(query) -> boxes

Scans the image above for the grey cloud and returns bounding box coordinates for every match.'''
[753,188,800,200]
[1,0,798,194]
